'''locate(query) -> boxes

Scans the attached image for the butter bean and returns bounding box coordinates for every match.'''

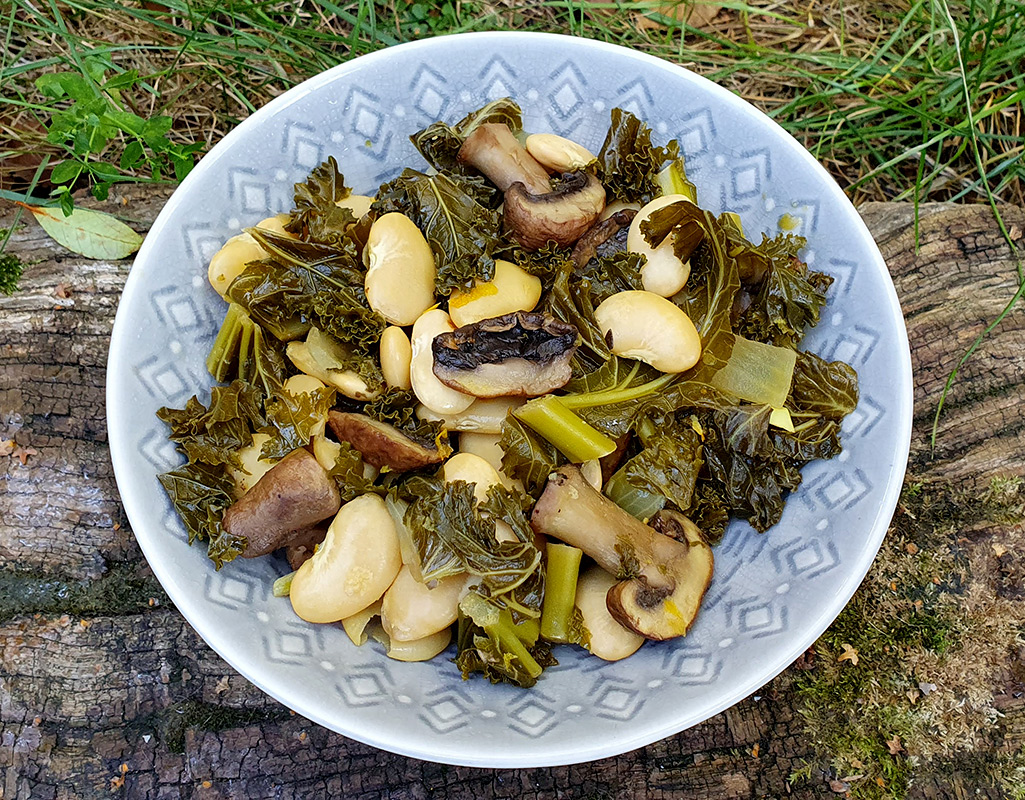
[410,309,475,414]
[207,232,265,299]
[594,290,701,374]
[627,194,695,297]
[448,260,542,329]
[364,213,437,326]
[380,325,413,390]
[289,494,402,624]
[525,133,596,172]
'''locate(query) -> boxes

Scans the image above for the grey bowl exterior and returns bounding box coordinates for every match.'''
[107,32,913,767]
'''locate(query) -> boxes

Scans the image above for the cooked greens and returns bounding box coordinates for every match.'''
[157,97,859,688]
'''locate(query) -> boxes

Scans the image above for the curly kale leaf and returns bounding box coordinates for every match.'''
[455,592,556,688]
[498,416,563,498]
[789,350,860,420]
[260,385,336,460]
[373,168,502,295]
[619,424,704,512]
[157,461,245,569]
[327,440,380,502]
[576,250,645,304]
[361,387,447,447]
[595,107,682,204]
[157,380,264,469]
[286,156,357,246]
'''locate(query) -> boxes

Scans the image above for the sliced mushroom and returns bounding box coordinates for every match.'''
[285,523,329,570]
[432,311,579,398]
[224,448,341,558]
[504,171,606,250]
[530,465,713,641]
[327,410,445,471]
[570,208,637,269]
[456,122,551,194]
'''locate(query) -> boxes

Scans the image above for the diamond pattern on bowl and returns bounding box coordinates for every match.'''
[508,691,561,736]
[726,596,788,639]
[589,676,645,721]
[675,107,717,160]
[334,664,393,708]
[420,690,473,734]
[730,147,771,201]
[410,63,450,120]
[478,55,519,101]
[770,536,842,581]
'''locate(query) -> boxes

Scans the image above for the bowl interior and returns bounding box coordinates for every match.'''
[107,32,912,767]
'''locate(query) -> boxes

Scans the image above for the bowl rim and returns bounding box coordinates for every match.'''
[106,30,914,767]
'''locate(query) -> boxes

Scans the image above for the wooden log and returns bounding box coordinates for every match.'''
[1,190,1023,799]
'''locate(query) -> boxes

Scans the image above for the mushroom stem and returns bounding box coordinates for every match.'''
[456,123,551,195]
[530,465,713,641]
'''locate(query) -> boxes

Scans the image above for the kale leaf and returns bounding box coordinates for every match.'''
[285,156,358,246]
[595,107,682,204]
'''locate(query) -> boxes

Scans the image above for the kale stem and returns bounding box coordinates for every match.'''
[206,303,248,381]
[272,571,295,597]
[489,617,543,680]
[513,395,616,463]
[540,542,583,644]
[559,372,678,410]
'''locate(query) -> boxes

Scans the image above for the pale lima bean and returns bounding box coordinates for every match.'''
[442,452,516,543]
[381,567,470,642]
[410,309,475,414]
[289,493,402,624]
[594,290,701,374]
[575,565,644,661]
[207,232,266,299]
[525,133,596,172]
[364,212,437,326]
[448,259,542,328]
[627,194,695,297]
[379,326,413,390]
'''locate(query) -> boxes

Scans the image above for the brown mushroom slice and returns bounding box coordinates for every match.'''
[224,448,341,558]
[456,122,551,194]
[504,171,606,250]
[285,523,329,570]
[530,465,713,641]
[431,312,579,398]
[569,208,637,269]
[327,411,444,471]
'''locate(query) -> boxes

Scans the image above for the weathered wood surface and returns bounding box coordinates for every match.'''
[1,189,1023,799]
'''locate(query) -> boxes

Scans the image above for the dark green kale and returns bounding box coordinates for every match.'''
[594,107,684,204]
[285,156,358,246]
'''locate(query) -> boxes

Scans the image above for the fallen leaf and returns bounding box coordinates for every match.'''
[828,778,849,793]
[0,439,13,456]
[631,1,722,31]
[906,688,920,704]
[886,734,903,754]
[1009,224,1022,240]
[751,742,759,758]
[992,542,1008,557]
[837,643,859,665]
[13,445,38,465]
[214,675,230,695]
[17,202,143,260]
[849,758,865,769]
[55,282,72,299]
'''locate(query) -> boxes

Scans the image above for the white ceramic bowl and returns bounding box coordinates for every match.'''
[107,32,913,767]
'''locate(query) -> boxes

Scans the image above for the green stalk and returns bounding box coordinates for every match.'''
[540,542,583,644]
[513,395,616,463]
[205,302,248,381]
[558,372,678,411]
[272,570,295,598]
